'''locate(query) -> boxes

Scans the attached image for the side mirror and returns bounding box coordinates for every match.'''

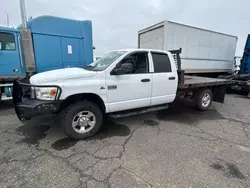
[111,63,133,75]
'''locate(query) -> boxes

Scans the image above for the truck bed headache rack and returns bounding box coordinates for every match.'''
[169,48,184,85]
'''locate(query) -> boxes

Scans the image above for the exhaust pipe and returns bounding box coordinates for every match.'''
[19,0,37,73]
[20,0,27,29]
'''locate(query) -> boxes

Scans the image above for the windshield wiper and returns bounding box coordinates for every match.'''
[81,65,99,71]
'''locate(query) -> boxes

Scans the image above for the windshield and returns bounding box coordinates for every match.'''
[85,51,126,71]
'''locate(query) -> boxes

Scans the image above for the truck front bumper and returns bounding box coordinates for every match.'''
[12,79,62,121]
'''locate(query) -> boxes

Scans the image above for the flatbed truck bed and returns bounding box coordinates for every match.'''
[179,76,231,89]
[168,48,229,105]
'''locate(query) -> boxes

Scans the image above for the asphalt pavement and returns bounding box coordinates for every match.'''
[0,94,250,188]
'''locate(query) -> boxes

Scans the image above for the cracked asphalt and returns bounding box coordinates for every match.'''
[0,94,250,188]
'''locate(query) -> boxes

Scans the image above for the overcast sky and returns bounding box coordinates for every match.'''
[1,0,250,56]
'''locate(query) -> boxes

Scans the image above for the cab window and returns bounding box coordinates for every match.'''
[151,52,172,73]
[120,52,149,74]
[0,32,16,50]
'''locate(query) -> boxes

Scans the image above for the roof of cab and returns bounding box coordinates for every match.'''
[0,26,18,32]
[20,15,92,38]
[117,48,169,53]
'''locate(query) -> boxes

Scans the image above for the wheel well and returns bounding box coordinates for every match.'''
[59,93,106,113]
[177,86,226,103]
[194,86,226,103]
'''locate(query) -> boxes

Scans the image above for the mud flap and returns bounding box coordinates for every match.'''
[212,86,226,103]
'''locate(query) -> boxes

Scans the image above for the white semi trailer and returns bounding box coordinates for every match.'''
[138,20,238,75]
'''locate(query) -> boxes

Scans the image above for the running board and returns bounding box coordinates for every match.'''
[109,104,169,119]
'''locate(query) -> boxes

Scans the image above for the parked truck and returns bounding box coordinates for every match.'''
[138,20,250,96]
[0,1,93,100]
[227,34,250,95]
[13,48,229,139]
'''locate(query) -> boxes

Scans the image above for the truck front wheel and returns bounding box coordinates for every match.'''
[61,101,103,139]
[195,89,213,111]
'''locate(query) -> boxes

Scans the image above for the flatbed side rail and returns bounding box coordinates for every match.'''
[178,80,232,89]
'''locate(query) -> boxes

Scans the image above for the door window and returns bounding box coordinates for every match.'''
[151,52,171,73]
[0,32,16,50]
[119,52,149,74]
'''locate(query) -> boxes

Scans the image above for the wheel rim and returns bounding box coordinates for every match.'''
[72,111,96,134]
[201,93,211,108]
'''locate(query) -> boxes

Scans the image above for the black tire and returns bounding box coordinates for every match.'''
[195,88,213,111]
[61,101,103,140]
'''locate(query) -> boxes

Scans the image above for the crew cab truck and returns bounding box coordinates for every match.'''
[222,34,250,97]
[13,48,230,139]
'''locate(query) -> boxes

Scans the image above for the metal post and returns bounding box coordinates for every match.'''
[20,0,27,29]
[6,13,9,27]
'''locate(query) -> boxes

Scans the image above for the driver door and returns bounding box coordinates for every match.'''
[0,32,25,77]
[105,51,152,112]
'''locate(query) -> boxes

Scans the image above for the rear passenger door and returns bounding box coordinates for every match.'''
[150,52,178,105]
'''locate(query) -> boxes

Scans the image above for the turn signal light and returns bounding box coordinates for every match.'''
[50,88,57,96]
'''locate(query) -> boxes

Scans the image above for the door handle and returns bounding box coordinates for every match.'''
[141,79,150,82]
[168,77,176,80]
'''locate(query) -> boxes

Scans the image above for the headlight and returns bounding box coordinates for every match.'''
[35,87,58,100]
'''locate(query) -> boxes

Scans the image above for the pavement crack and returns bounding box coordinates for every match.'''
[35,147,87,187]
[106,160,124,188]
[242,123,250,141]
[6,152,46,167]
[85,159,124,188]
[217,121,245,138]
[85,149,121,160]
[119,125,143,159]
[66,151,86,159]
[226,117,248,124]
[4,130,23,137]
[195,126,205,133]
[159,129,250,147]
[159,129,220,142]
[82,158,101,174]
[121,166,154,188]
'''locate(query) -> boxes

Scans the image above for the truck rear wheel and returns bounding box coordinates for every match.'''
[61,101,103,140]
[195,89,213,111]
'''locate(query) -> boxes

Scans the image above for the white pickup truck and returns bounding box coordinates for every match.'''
[13,49,230,139]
